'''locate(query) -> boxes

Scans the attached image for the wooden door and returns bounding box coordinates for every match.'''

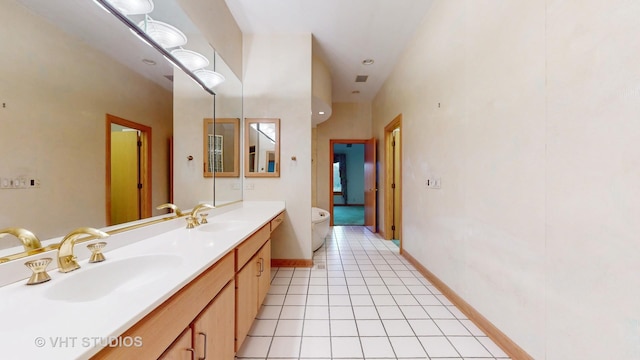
[364,137,377,233]
[257,239,271,306]
[158,328,193,360]
[235,257,259,351]
[111,130,140,225]
[193,281,235,360]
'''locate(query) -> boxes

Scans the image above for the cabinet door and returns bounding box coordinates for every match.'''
[158,327,193,360]
[235,257,260,351]
[193,281,235,360]
[257,239,271,306]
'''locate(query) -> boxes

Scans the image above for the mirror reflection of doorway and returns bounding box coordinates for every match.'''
[106,114,152,226]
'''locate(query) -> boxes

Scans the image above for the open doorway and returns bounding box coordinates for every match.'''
[384,115,402,251]
[329,138,377,232]
[106,114,152,226]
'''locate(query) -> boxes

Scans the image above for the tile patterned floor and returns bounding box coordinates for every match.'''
[236,226,511,360]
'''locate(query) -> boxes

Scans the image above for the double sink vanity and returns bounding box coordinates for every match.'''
[0,201,285,359]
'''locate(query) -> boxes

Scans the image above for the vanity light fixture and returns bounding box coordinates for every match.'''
[138,17,187,49]
[362,59,374,65]
[170,48,210,71]
[193,69,225,89]
[105,0,154,15]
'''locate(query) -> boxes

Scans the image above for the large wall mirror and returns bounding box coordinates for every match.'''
[245,118,281,178]
[0,0,242,262]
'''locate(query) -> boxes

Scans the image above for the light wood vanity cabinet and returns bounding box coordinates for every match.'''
[235,224,272,351]
[92,212,283,360]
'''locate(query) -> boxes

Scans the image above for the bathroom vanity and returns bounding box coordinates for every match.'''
[0,201,285,360]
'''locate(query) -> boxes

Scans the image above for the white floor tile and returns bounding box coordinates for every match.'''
[284,294,307,306]
[279,305,305,319]
[257,305,282,319]
[388,285,411,295]
[376,305,405,319]
[263,294,285,306]
[350,294,375,306]
[360,336,396,358]
[249,319,278,336]
[371,294,396,306]
[407,285,431,295]
[308,285,329,294]
[424,305,456,319]
[306,294,329,306]
[287,285,308,294]
[303,319,330,336]
[365,277,385,285]
[308,277,328,285]
[329,306,355,319]
[408,319,443,336]
[448,336,492,357]
[236,336,271,358]
[274,319,304,336]
[353,306,379,320]
[368,285,391,295]
[419,336,460,358]
[271,277,291,286]
[329,294,352,306]
[331,337,363,358]
[382,319,415,336]
[447,305,468,319]
[348,285,370,294]
[415,294,444,306]
[389,336,428,358]
[268,336,301,358]
[330,319,359,337]
[356,319,387,336]
[300,337,331,358]
[346,277,366,285]
[393,294,420,306]
[289,276,309,285]
[434,319,472,335]
[400,305,430,319]
[460,319,486,336]
[305,306,329,319]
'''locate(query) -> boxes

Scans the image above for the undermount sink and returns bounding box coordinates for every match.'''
[44,254,183,302]
[197,220,248,233]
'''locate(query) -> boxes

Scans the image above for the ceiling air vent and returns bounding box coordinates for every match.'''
[355,75,368,83]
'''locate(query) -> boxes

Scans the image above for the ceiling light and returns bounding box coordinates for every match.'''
[105,0,154,15]
[138,18,187,49]
[170,48,210,71]
[319,111,325,115]
[193,69,225,89]
[362,59,374,65]
[352,90,360,94]
[141,58,156,65]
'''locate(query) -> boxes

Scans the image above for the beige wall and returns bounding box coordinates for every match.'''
[372,1,640,359]
[315,102,372,213]
[242,34,313,260]
[0,1,172,240]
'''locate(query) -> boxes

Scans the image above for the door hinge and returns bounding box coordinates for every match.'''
[391,225,396,231]
[137,140,142,147]
[391,183,396,189]
[392,140,396,147]
[137,183,142,189]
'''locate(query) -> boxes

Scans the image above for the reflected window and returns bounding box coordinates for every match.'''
[333,162,342,193]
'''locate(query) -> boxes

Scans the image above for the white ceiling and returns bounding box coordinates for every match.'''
[225,0,433,102]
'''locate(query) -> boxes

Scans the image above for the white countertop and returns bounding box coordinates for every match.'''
[0,201,285,360]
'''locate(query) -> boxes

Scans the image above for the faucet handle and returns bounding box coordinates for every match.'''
[24,257,52,285]
[87,242,107,263]
[185,216,198,229]
[199,213,209,224]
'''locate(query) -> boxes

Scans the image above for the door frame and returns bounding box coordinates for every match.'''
[106,114,152,225]
[329,139,366,226]
[384,114,402,250]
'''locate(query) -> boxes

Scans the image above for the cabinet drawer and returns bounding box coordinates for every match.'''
[270,212,285,232]
[235,224,269,271]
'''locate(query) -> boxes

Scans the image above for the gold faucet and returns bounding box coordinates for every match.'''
[57,227,109,273]
[191,204,214,226]
[0,228,42,251]
[156,203,185,217]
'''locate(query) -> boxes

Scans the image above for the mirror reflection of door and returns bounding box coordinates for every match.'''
[107,114,152,226]
[245,118,280,177]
